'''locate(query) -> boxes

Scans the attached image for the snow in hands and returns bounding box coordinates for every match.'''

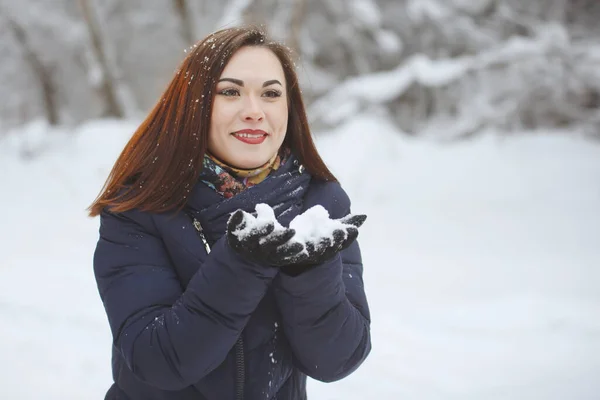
[226,205,296,265]
[231,203,287,242]
[283,205,366,265]
[289,205,358,244]
[226,203,366,266]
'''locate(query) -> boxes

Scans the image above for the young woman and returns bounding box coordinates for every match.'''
[89,26,371,400]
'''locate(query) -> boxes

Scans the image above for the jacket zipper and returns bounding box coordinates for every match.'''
[191,215,245,400]
[192,218,212,255]
[234,337,245,400]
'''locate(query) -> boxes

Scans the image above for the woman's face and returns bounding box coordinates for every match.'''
[208,46,288,169]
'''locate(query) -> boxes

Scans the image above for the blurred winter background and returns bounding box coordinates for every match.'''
[1,0,600,399]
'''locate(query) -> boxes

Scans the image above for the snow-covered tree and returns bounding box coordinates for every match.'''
[0,0,598,139]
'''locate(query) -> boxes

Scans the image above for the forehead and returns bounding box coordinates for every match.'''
[219,46,285,82]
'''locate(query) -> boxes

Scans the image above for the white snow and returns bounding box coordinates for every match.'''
[236,203,358,252]
[232,203,278,238]
[288,205,349,244]
[309,29,576,130]
[375,29,403,54]
[406,0,452,22]
[1,113,600,399]
[232,203,290,245]
[349,0,382,28]
[235,203,351,248]
[308,54,474,126]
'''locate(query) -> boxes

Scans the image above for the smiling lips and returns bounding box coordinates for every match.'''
[232,129,268,145]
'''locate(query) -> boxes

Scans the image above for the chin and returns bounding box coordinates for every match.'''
[231,155,271,169]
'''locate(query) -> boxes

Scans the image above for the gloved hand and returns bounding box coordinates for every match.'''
[226,204,366,269]
[226,204,367,274]
[226,205,296,266]
[276,212,367,268]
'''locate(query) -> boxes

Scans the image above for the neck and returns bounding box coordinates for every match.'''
[206,152,279,178]
[199,148,291,197]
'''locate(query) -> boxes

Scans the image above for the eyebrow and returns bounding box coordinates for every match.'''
[217,78,282,87]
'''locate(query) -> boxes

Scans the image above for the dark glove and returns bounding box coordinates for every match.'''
[227,205,366,270]
[226,209,296,265]
[277,213,367,272]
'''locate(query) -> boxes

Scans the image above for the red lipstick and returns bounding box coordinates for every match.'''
[232,129,268,145]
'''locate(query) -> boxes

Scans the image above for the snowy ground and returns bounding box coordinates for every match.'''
[1,114,599,399]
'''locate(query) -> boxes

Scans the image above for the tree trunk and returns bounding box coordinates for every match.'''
[77,0,125,118]
[288,0,307,55]
[3,13,58,125]
[173,0,197,45]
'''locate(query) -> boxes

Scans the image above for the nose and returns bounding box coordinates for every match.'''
[241,95,264,121]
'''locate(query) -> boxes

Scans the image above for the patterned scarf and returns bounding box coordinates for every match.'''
[200,148,291,198]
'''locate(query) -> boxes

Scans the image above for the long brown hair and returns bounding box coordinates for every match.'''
[88,26,336,217]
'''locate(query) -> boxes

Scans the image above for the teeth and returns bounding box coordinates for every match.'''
[235,133,264,138]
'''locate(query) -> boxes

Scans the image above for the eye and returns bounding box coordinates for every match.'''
[218,88,240,97]
[263,89,282,98]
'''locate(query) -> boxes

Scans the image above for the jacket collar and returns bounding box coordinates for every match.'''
[185,154,311,239]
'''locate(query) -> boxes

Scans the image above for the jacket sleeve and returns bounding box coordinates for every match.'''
[93,208,278,390]
[273,183,372,382]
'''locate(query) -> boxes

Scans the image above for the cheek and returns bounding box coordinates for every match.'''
[211,102,235,129]
[274,104,289,130]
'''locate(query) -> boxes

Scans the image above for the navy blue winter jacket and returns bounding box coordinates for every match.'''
[93,156,371,399]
